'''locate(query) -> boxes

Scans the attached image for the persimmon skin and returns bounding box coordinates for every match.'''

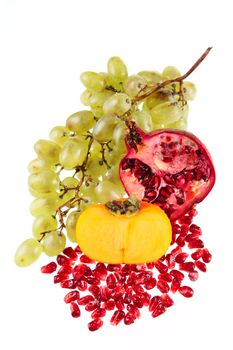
[76,201,172,264]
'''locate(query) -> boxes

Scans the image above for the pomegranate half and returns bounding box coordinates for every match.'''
[119,127,215,221]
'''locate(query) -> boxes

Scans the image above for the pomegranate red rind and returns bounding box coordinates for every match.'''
[119,128,215,221]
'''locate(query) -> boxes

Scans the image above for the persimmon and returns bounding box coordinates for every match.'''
[76,197,172,264]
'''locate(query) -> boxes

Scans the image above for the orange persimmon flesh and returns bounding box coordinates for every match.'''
[76,201,172,264]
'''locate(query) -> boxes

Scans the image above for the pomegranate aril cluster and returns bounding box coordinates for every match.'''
[41,208,212,331]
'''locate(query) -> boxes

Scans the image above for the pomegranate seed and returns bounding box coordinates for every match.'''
[127,304,141,318]
[188,270,199,281]
[179,262,195,272]
[53,274,68,284]
[170,269,185,280]
[85,300,100,312]
[124,312,136,325]
[180,224,189,236]
[106,274,117,289]
[146,262,154,269]
[175,252,189,263]
[110,310,125,325]
[99,286,111,301]
[80,255,94,264]
[92,268,107,281]
[127,272,137,285]
[161,294,174,307]
[191,249,203,260]
[56,255,72,266]
[202,249,212,263]
[188,239,204,249]
[107,264,121,271]
[70,302,81,318]
[165,253,176,269]
[171,278,181,293]
[63,247,78,260]
[78,295,94,305]
[124,290,133,304]
[170,246,182,256]
[41,262,57,274]
[74,246,82,254]
[158,273,173,283]
[85,276,101,285]
[144,277,157,290]
[91,308,106,319]
[188,208,198,217]
[132,294,144,308]
[132,284,144,294]
[88,318,103,331]
[179,215,193,225]
[103,300,115,310]
[140,292,151,306]
[114,272,126,284]
[179,286,194,298]
[116,299,125,310]
[157,279,170,293]
[88,285,100,298]
[61,279,77,289]
[154,261,168,273]
[72,264,91,279]
[121,264,131,275]
[76,279,87,291]
[149,296,161,312]
[195,261,207,272]
[189,224,202,235]
[185,232,202,242]
[64,291,80,303]
[58,265,73,275]
[151,304,166,318]
[176,235,186,247]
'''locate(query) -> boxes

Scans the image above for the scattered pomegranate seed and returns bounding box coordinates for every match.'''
[54,274,69,284]
[144,277,157,289]
[171,278,181,293]
[78,295,94,306]
[74,246,82,254]
[165,253,176,268]
[188,239,204,249]
[85,300,100,312]
[189,224,202,235]
[57,255,73,266]
[64,291,80,303]
[124,312,136,325]
[76,279,87,291]
[80,255,94,264]
[61,279,77,289]
[175,252,189,263]
[176,235,186,247]
[158,273,173,282]
[103,300,115,310]
[41,262,57,274]
[161,294,174,307]
[157,279,170,293]
[170,269,185,280]
[63,247,78,260]
[110,310,125,325]
[151,304,166,318]
[107,264,121,271]
[88,285,100,298]
[88,318,103,331]
[202,248,212,263]
[70,302,81,318]
[179,262,195,272]
[154,261,168,273]
[91,307,106,319]
[127,304,140,318]
[106,273,117,289]
[188,270,199,281]
[191,249,203,260]
[58,265,73,275]
[179,286,194,298]
[195,261,207,272]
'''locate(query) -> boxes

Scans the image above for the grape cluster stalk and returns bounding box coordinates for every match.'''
[15,48,212,267]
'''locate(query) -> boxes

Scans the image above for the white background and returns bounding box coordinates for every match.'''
[0,0,232,349]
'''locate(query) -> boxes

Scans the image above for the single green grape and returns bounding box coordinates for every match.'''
[15,238,42,267]
[59,176,79,203]
[107,57,128,81]
[95,180,124,203]
[30,194,59,216]
[93,115,118,143]
[90,140,102,157]
[42,231,66,257]
[131,110,152,133]
[138,70,163,83]
[103,93,131,116]
[32,214,58,240]
[49,125,70,146]
[66,111,95,134]
[28,170,60,194]
[143,89,174,110]
[150,101,181,124]
[80,71,105,92]
[27,158,51,174]
[59,139,88,170]
[112,122,127,153]
[104,164,120,182]
[124,75,146,97]
[182,81,197,100]
[89,91,113,108]
[86,157,106,181]
[166,104,189,130]
[34,139,61,165]
[162,66,181,80]
[66,211,80,242]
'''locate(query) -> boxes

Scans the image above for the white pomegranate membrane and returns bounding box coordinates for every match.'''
[41,207,212,331]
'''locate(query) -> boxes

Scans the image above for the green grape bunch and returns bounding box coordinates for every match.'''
[15,49,212,267]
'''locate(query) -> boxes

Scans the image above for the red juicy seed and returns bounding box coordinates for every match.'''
[144,277,157,290]
[63,247,78,260]
[61,279,77,289]
[132,284,144,294]
[114,272,126,284]
[121,264,131,275]
[176,235,186,247]
[107,264,121,271]
[70,302,81,318]
[171,278,181,293]
[54,274,69,284]
[85,276,101,285]
[202,249,212,263]
[170,269,185,280]
[72,264,87,279]
[99,286,111,301]
[124,312,136,325]
[180,224,189,236]
[158,273,173,283]
[110,310,125,325]
[56,255,72,266]
[123,290,133,304]
[137,271,153,284]
[188,208,198,217]
[58,265,73,275]
[64,291,80,304]
[88,285,100,298]
[85,300,100,312]
[151,304,166,318]
[78,295,94,305]
[195,261,207,272]
[132,294,144,308]
[106,274,117,289]
[170,246,182,256]
[172,223,181,235]
[191,249,203,261]
[185,233,201,242]
[188,270,199,281]
[88,318,103,332]
[175,252,189,263]
[165,254,176,269]
[92,268,107,281]
[74,246,82,254]
[160,294,174,308]
[112,286,125,301]
[179,262,195,272]
[149,296,161,312]
[189,224,202,235]
[179,215,193,225]
[41,262,57,274]
[154,261,168,273]
[146,262,154,269]
[140,292,151,306]
[157,279,170,293]
[116,299,125,310]
[188,239,204,249]
[103,300,115,310]
[76,279,87,291]
[127,304,141,318]
[127,272,137,285]
[80,255,94,264]
[179,286,194,298]
[91,307,106,319]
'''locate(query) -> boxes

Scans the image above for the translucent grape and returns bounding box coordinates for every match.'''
[107,57,128,81]
[89,91,113,108]
[28,170,60,194]
[80,71,105,92]
[42,231,66,257]
[15,239,42,267]
[104,164,119,182]
[112,122,127,152]
[90,140,102,157]
[49,125,70,146]
[162,66,181,80]
[30,194,59,216]
[166,104,189,130]
[80,90,93,106]
[131,110,152,133]
[93,115,118,143]
[138,70,162,83]
[143,89,174,110]
[182,81,197,100]
[103,93,131,116]
[28,158,51,174]
[59,139,88,170]
[95,180,124,203]
[32,214,58,240]
[66,111,95,134]
[59,176,79,202]
[150,101,181,124]
[86,157,106,181]
[66,211,80,242]
[34,139,61,165]
[124,75,146,97]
